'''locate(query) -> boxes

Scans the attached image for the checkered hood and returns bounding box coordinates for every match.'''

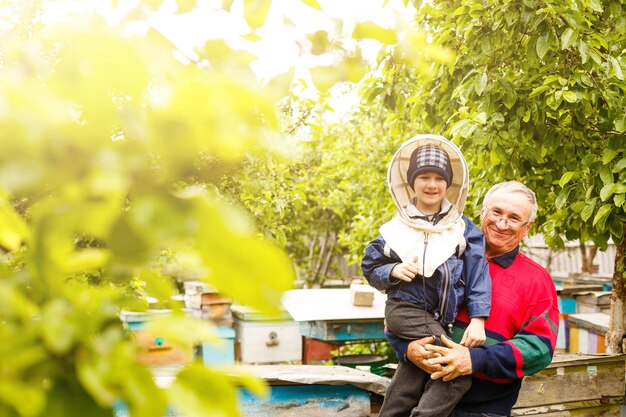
[387,134,469,230]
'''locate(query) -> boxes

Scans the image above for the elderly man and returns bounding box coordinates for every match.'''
[385,181,559,417]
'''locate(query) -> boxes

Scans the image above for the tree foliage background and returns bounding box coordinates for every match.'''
[231,0,626,351]
[0,0,364,415]
[356,0,626,351]
[5,0,626,415]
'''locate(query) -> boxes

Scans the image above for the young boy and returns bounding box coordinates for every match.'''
[361,135,491,417]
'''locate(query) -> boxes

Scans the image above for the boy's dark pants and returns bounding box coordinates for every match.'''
[380,299,471,417]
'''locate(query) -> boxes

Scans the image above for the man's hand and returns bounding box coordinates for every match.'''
[390,255,419,282]
[460,317,486,347]
[406,336,442,374]
[426,334,473,381]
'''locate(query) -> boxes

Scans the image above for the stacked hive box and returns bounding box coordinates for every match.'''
[568,312,609,354]
[182,281,236,366]
[120,310,193,366]
[231,305,302,364]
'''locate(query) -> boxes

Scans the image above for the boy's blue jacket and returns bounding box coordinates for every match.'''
[362,215,491,327]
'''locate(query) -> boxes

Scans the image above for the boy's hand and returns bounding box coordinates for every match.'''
[390,256,419,282]
[460,317,486,347]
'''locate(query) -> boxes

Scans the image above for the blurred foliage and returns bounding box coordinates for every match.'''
[0,0,431,415]
[221,15,442,287]
[0,0,300,416]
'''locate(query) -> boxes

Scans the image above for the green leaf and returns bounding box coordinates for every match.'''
[536,31,549,59]
[352,22,398,44]
[555,186,573,209]
[169,364,248,417]
[610,218,625,240]
[302,0,322,10]
[581,198,598,221]
[600,165,614,184]
[0,196,29,251]
[310,66,343,93]
[490,149,499,165]
[194,196,294,315]
[590,49,602,65]
[589,0,604,13]
[60,248,110,274]
[0,380,45,417]
[570,201,586,213]
[613,157,626,173]
[562,90,578,103]
[528,85,550,98]
[561,28,577,49]
[599,183,616,201]
[615,193,626,207]
[41,299,76,354]
[558,171,575,187]
[602,148,619,164]
[475,72,487,96]
[307,30,330,55]
[175,0,196,13]
[578,40,589,63]
[610,56,624,80]
[500,80,517,109]
[243,0,271,29]
[592,203,612,229]
[109,215,151,264]
[616,114,626,133]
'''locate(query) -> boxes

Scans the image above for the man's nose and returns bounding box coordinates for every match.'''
[494,217,509,229]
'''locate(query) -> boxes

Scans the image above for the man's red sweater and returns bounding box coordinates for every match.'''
[453,248,559,415]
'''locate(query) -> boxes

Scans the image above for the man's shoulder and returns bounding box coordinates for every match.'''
[515,251,548,269]
[514,251,552,279]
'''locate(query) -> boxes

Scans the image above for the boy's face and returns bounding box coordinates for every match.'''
[412,172,447,213]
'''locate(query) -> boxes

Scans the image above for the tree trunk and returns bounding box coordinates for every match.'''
[545,248,553,272]
[318,232,336,280]
[606,226,626,353]
[580,241,598,275]
[312,231,329,286]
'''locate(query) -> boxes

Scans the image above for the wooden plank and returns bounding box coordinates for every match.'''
[569,327,579,353]
[231,305,293,322]
[568,313,609,334]
[512,397,622,416]
[574,291,611,307]
[547,353,625,368]
[578,328,589,353]
[515,355,625,408]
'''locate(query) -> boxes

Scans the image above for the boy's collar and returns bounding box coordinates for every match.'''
[406,198,452,224]
[406,197,452,218]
